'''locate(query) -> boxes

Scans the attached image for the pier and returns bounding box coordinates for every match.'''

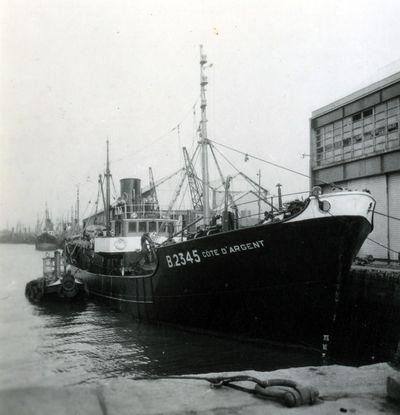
[1,363,398,414]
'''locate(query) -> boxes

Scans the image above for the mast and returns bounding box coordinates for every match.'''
[76,185,80,232]
[105,140,111,235]
[199,45,210,224]
[257,169,261,220]
[148,167,159,212]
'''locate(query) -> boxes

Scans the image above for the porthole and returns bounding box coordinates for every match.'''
[319,200,331,212]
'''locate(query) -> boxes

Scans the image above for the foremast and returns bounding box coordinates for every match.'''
[105,140,111,236]
[199,45,210,225]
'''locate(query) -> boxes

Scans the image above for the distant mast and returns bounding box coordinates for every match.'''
[199,45,210,224]
[105,140,111,236]
[76,185,80,232]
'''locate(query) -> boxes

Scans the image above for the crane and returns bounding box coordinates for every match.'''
[183,146,203,211]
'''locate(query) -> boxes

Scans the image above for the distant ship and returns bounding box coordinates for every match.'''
[35,205,60,251]
[65,46,375,348]
[0,226,35,245]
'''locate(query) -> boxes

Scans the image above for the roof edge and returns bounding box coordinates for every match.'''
[312,71,400,119]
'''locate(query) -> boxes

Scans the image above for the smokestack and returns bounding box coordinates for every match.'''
[120,178,142,210]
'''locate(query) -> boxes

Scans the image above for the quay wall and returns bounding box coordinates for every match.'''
[332,265,400,365]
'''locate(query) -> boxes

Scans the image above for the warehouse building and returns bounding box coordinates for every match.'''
[310,72,400,260]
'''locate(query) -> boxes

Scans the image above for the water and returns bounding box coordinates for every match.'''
[0,244,322,389]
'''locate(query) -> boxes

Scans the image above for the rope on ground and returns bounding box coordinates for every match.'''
[132,375,319,408]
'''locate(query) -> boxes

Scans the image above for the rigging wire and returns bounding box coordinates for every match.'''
[177,181,190,211]
[366,237,400,255]
[209,139,311,180]
[81,199,92,219]
[209,138,344,190]
[192,103,197,148]
[214,172,241,190]
[211,144,270,197]
[142,168,184,195]
[111,175,118,201]
[209,140,400,223]
[111,97,199,165]
[374,210,400,222]
[176,124,182,165]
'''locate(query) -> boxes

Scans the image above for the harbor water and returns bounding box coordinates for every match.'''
[0,244,324,390]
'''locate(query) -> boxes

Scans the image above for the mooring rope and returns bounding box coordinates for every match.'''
[131,374,320,408]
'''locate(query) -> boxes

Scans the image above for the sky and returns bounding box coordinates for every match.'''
[1,0,400,229]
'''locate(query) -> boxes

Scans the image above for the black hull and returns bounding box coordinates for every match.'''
[35,233,60,251]
[69,215,371,345]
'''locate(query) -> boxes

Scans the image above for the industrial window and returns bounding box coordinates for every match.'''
[362,108,373,118]
[388,122,399,132]
[364,131,373,139]
[375,126,386,136]
[128,222,137,232]
[139,221,147,232]
[316,132,322,144]
[343,117,352,127]
[353,134,362,143]
[343,138,351,147]
[352,113,362,122]
[387,98,399,109]
[333,141,342,149]
[317,147,323,153]
[325,144,333,151]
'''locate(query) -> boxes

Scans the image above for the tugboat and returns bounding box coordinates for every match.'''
[25,251,87,302]
[65,46,375,348]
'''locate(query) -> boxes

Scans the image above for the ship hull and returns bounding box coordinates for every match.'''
[69,214,371,345]
[35,233,59,251]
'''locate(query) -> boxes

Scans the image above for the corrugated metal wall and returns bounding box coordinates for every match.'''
[346,175,388,258]
[332,173,400,259]
[389,172,400,260]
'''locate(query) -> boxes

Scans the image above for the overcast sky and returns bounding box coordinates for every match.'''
[1,0,400,229]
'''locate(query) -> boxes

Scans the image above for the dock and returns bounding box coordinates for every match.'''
[1,363,399,414]
[331,263,400,363]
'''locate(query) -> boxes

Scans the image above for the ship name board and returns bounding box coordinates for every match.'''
[165,239,264,268]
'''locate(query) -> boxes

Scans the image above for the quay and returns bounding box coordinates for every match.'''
[0,363,399,414]
[332,262,400,364]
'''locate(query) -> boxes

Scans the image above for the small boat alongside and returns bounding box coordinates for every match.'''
[25,251,87,302]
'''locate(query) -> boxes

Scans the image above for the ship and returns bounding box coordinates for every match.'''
[25,250,87,302]
[65,46,375,348]
[35,205,60,251]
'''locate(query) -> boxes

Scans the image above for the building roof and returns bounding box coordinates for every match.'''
[312,71,400,119]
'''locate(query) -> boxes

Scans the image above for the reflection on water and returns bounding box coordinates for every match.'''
[0,244,322,389]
